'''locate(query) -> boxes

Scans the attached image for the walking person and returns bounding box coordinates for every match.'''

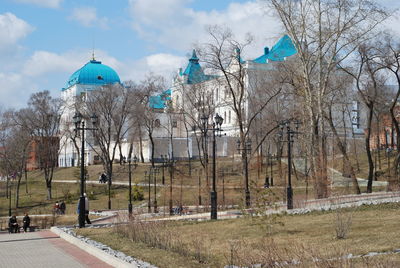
[23,212,30,232]
[8,215,19,233]
[59,201,66,215]
[84,193,91,224]
[54,201,60,215]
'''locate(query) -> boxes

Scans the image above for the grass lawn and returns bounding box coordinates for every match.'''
[77,203,400,268]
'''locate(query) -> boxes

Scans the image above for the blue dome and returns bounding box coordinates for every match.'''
[64,60,121,89]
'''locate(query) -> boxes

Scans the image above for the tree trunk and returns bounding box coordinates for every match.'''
[149,133,155,167]
[47,185,52,200]
[366,104,374,193]
[15,175,22,208]
[25,165,28,194]
[312,118,329,199]
[326,110,361,194]
[138,127,145,163]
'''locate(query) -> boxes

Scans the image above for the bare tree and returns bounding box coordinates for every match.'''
[13,91,61,200]
[85,84,132,209]
[133,74,166,167]
[267,0,388,197]
[0,111,31,208]
[176,80,216,187]
[199,25,281,207]
[375,35,400,181]
[339,42,386,193]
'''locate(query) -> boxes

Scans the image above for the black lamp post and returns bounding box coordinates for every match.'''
[278,119,300,210]
[161,155,166,185]
[8,177,12,217]
[145,171,151,213]
[201,113,224,220]
[161,154,175,215]
[73,111,98,228]
[270,153,274,187]
[127,154,138,217]
[151,167,160,213]
[237,138,252,207]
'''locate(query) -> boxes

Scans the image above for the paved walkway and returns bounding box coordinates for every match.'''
[0,231,112,268]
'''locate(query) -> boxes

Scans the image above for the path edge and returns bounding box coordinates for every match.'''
[50,226,136,268]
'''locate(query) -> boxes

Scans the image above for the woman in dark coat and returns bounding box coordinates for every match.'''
[23,213,30,232]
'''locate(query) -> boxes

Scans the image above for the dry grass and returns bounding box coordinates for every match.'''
[0,154,389,218]
[0,173,140,217]
[78,202,400,268]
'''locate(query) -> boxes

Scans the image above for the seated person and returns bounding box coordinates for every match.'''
[8,215,19,233]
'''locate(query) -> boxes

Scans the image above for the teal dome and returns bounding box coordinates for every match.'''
[64,60,121,89]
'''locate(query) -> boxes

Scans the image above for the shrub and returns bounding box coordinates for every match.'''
[126,185,144,201]
[334,207,353,239]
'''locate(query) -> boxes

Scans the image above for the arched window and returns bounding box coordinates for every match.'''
[155,119,161,127]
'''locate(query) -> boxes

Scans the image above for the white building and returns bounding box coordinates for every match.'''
[58,58,121,167]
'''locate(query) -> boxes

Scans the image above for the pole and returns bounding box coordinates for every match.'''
[222,169,225,208]
[374,149,377,181]
[154,169,158,213]
[244,149,250,208]
[270,154,274,186]
[169,161,173,215]
[147,171,151,213]
[128,159,132,216]
[108,176,111,209]
[162,159,165,185]
[211,125,217,220]
[198,168,202,206]
[8,178,11,217]
[79,122,86,228]
[287,125,293,210]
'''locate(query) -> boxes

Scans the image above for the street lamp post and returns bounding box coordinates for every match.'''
[8,177,12,217]
[161,155,165,185]
[73,112,98,228]
[127,153,138,217]
[161,154,175,215]
[145,171,151,213]
[269,153,274,187]
[278,119,300,210]
[151,167,160,213]
[237,138,252,207]
[201,113,224,220]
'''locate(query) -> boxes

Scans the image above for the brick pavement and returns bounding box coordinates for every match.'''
[0,231,112,268]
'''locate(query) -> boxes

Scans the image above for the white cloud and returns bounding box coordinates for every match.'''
[146,53,186,73]
[0,72,38,108]
[128,0,282,58]
[23,51,82,77]
[0,13,34,52]
[14,0,63,9]
[22,49,123,77]
[69,7,108,29]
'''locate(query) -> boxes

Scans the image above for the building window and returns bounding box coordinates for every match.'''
[216,88,219,102]
[229,110,231,124]
[155,119,161,128]
[172,119,177,128]
[224,111,226,124]
[176,95,180,107]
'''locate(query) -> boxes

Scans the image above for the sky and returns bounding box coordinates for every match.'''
[0,0,399,109]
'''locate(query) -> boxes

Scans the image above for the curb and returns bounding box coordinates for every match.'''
[50,226,136,268]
